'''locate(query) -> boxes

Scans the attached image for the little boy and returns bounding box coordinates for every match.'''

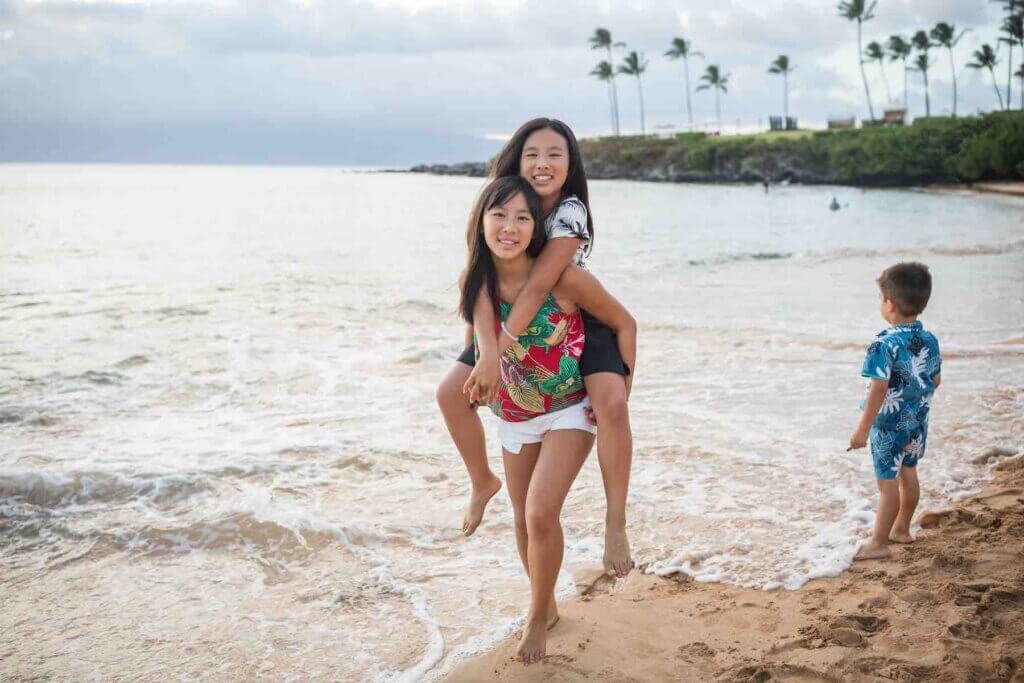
[848,262,941,561]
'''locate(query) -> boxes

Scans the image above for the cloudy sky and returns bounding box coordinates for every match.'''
[0,0,1013,165]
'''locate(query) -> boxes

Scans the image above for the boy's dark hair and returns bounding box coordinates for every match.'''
[877,262,932,316]
[489,117,594,251]
[459,176,546,324]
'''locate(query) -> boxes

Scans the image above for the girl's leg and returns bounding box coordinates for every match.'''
[501,444,541,573]
[890,465,920,543]
[583,372,633,578]
[855,477,900,560]
[436,362,501,535]
[501,444,558,628]
[517,429,594,664]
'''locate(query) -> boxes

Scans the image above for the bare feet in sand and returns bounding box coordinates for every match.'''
[547,598,559,630]
[516,616,548,664]
[603,521,633,578]
[462,475,502,536]
[889,530,914,544]
[854,539,891,561]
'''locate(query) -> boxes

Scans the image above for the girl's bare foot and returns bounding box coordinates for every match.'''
[603,521,632,578]
[547,598,559,630]
[462,475,502,536]
[889,530,914,544]
[515,616,548,665]
[853,539,891,561]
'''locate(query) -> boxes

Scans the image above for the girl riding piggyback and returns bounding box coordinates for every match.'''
[436,118,637,579]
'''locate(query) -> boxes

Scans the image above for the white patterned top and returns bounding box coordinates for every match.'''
[544,195,591,268]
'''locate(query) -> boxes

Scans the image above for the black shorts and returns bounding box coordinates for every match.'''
[456,309,629,376]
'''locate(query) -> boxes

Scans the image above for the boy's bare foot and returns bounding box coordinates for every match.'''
[462,475,502,536]
[547,599,559,630]
[603,521,632,577]
[515,616,548,665]
[889,530,914,544]
[853,539,891,561]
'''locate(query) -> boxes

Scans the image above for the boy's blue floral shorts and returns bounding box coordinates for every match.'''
[870,426,927,479]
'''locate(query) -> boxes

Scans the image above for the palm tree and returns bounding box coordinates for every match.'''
[911,53,934,117]
[767,54,795,120]
[864,41,892,104]
[888,34,913,109]
[1001,12,1024,109]
[838,0,878,121]
[968,44,1006,110]
[617,51,649,136]
[665,37,703,130]
[589,28,626,136]
[930,22,970,116]
[696,64,730,130]
[912,31,936,116]
[993,1,1020,107]
[590,61,616,135]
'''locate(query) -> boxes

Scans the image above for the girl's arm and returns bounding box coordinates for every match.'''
[464,287,500,404]
[497,237,581,355]
[556,266,637,398]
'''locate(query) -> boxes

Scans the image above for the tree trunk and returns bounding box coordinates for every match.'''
[989,67,1006,110]
[783,71,789,120]
[684,57,694,129]
[1007,42,1014,111]
[857,20,876,121]
[715,88,721,129]
[878,61,893,104]
[903,61,909,110]
[606,46,620,135]
[607,80,615,135]
[947,47,957,116]
[923,67,930,117]
[637,76,646,137]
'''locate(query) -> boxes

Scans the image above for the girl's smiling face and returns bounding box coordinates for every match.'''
[483,191,536,260]
[519,127,569,202]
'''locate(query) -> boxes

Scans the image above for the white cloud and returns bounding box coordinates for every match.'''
[0,0,1013,163]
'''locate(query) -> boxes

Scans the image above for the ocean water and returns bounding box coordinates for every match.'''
[2,164,1022,681]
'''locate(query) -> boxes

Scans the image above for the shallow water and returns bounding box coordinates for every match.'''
[2,165,1022,680]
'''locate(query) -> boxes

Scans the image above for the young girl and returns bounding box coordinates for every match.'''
[457,175,636,663]
[436,118,636,578]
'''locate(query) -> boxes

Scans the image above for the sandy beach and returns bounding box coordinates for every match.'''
[446,451,1024,682]
[927,182,1024,198]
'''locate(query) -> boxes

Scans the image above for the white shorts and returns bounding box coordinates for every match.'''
[498,398,597,455]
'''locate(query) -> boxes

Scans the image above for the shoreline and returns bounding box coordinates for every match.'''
[926,182,1024,198]
[444,452,1024,681]
[405,164,1024,197]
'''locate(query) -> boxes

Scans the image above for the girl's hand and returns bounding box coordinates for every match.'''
[463,354,500,405]
[847,428,869,451]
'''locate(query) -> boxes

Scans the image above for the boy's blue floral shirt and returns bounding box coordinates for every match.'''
[860,321,941,431]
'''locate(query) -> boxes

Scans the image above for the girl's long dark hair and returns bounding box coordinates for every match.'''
[459,176,545,324]
[489,117,594,245]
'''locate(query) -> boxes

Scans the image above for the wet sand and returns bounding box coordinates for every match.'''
[928,181,1024,198]
[445,452,1024,682]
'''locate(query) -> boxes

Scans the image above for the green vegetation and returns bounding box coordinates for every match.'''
[577,112,1024,186]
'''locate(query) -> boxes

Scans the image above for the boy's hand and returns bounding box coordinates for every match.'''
[847,428,869,451]
[463,354,500,405]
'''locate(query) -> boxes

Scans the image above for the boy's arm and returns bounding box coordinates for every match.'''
[932,372,941,389]
[498,238,581,354]
[558,267,637,398]
[848,379,888,451]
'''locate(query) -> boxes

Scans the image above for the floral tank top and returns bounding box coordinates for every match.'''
[486,294,587,422]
